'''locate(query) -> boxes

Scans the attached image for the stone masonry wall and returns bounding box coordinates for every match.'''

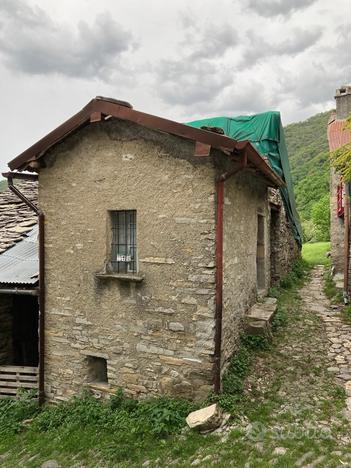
[39,120,217,402]
[221,173,269,368]
[269,188,300,284]
[330,169,345,275]
[221,183,300,371]
[0,296,13,364]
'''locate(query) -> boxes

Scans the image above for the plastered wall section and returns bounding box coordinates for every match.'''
[39,120,217,402]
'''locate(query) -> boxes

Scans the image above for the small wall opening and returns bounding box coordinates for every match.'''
[87,356,108,384]
[256,214,266,292]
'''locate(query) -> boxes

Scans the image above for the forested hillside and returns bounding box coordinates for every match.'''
[0,180,7,192]
[285,111,331,242]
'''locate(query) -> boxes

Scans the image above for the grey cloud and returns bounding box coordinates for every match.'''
[178,14,239,61]
[241,28,322,68]
[156,59,232,106]
[214,79,274,115]
[285,25,351,106]
[246,0,317,17]
[0,1,136,80]
[188,25,238,60]
[154,21,239,107]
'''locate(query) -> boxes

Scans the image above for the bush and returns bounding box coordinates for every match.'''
[32,389,195,439]
[280,259,308,289]
[0,390,39,435]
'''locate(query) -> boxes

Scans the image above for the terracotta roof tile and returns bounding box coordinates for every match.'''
[327,117,351,151]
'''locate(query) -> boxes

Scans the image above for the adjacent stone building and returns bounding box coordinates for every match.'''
[4,97,300,402]
[0,181,39,397]
[328,86,351,292]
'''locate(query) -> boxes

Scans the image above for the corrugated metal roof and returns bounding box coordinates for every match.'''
[0,225,38,285]
[327,116,351,151]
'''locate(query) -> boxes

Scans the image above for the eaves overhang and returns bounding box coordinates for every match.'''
[8,97,284,188]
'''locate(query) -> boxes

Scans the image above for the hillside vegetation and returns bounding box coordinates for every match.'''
[285,111,331,242]
[0,179,7,192]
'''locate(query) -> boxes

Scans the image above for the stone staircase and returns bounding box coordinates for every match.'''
[245,297,278,338]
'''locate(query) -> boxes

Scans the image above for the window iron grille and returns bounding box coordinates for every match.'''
[110,210,137,273]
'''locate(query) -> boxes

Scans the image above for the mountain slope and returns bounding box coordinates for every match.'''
[284,111,331,241]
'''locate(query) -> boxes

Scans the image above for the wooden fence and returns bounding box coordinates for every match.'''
[0,365,38,397]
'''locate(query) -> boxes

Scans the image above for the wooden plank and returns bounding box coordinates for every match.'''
[0,381,38,389]
[0,374,38,382]
[0,388,18,394]
[0,366,38,374]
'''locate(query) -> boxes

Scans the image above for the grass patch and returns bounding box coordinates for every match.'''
[210,259,310,416]
[302,241,331,266]
[0,390,199,466]
[2,259,350,467]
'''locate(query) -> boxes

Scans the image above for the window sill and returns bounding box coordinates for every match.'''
[96,272,145,283]
[87,382,115,395]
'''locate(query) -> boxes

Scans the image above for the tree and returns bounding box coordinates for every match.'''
[311,194,330,242]
[330,116,351,181]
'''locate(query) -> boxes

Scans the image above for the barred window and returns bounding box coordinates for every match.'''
[110,210,137,273]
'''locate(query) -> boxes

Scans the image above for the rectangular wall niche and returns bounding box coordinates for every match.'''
[87,356,108,384]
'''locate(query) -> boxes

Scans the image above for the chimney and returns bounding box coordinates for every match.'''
[335,85,351,120]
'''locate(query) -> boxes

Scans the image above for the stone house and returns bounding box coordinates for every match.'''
[328,86,351,297]
[3,97,299,402]
[0,180,39,397]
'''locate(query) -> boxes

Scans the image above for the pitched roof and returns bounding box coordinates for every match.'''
[327,113,351,151]
[0,225,38,285]
[0,181,38,254]
[7,97,283,188]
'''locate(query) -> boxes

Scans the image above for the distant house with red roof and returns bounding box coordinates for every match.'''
[327,86,351,296]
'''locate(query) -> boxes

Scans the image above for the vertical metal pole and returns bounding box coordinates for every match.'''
[38,213,45,405]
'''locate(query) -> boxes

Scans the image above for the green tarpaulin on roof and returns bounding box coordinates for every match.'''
[186,111,302,246]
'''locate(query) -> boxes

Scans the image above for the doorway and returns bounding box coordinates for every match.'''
[12,295,39,366]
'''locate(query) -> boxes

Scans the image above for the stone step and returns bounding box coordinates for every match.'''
[245,297,278,338]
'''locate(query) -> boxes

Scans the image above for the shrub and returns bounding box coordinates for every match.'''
[32,389,194,439]
[0,390,39,435]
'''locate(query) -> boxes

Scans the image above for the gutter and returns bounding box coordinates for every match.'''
[344,182,350,304]
[0,288,39,296]
[213,155,247,393]
[2,172,45,406]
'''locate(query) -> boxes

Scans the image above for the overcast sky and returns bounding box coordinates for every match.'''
[0,0,350,171]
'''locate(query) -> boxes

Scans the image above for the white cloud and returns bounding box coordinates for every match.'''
[0,0,136,80]
[0,0,350,171]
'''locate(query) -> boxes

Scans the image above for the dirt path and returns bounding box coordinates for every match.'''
[301,266,351,405]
